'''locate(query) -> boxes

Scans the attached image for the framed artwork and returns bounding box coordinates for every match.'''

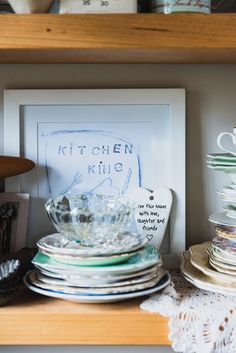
[0,192,29,254]
[4,89,185,267]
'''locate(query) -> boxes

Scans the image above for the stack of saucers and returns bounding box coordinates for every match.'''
[180,152,236,295]
[207,153,236,177]
[24,232,170,303]
[181,242,236,296]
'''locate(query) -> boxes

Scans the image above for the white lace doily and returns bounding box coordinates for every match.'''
[141,271,236,353]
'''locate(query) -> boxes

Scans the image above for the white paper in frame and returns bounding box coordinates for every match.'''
[4,89,185,268]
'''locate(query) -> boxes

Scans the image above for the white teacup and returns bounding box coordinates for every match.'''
[217,127,236,156]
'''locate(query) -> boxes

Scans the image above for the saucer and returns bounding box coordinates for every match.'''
[209,212,236,227]
[215,225,236,240]
[37,232,148,257]
[212,236,236,254]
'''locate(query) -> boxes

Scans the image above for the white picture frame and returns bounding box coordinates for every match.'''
[4,89,185,267]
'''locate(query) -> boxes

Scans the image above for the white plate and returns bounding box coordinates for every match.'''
[37,263,160,284]
[37,267,163,288]
[209,212,236,227]
[217,189,236,199]
[32,246,162,276]
[24,272,171,303]
[37,232,148,257]
[221,186,236,194]
[207,165,236,171]
[28,269,167,295]
[181,251,236,296]
[209,257,236,275]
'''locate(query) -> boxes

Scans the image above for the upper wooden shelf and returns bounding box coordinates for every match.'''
[0,13,236,64]
[0,287,169,345]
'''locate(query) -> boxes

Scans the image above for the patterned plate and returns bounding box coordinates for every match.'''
[37,232,148,257]
[37,266,163,288]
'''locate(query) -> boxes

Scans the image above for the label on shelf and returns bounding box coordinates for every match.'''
[151,0,211,14]
[60,0,138,13]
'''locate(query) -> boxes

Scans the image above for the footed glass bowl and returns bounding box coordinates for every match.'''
[45,193,135,246]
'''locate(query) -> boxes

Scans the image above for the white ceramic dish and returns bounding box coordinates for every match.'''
[221,186,236,194]
[24,272,171,303]
[217,189,236,199]
[209,212,236,227]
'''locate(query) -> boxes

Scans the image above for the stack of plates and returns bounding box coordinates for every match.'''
[181,151,236,295]
[24,232,170,303]
[207,153,236,172]
[181,242,236,296]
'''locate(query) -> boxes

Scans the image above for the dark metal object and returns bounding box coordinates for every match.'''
[0,247,37,306]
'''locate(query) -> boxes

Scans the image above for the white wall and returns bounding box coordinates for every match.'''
[1,63,236,353]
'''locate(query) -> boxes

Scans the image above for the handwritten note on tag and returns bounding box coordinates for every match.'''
[130,187,173,249]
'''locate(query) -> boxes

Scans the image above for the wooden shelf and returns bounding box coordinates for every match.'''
[0,287,170,345]
[0,13,236,63]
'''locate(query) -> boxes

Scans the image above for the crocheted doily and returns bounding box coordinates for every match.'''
[141,271,236,353]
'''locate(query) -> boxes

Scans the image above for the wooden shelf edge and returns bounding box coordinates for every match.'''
[0,14,236,63]
[0,288,170,345]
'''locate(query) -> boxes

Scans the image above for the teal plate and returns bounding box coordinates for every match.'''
[42,249,139,266]
[207,153,236,162]
[32,246,162,276]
